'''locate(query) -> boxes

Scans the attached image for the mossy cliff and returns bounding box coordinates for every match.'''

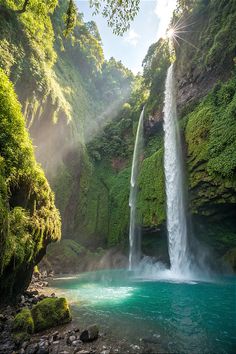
[0,0,134,247]
[0,69,60,301]
[84,0,236,266]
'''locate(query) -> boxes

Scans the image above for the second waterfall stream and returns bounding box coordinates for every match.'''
[163,63,191,275]
[129,107,144,270]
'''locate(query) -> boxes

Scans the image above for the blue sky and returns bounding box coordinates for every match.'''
[76,0,177,73]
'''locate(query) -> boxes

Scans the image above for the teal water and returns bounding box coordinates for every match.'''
[51,269,236,354]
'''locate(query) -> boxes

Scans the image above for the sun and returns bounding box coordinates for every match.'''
[166,27,175,39]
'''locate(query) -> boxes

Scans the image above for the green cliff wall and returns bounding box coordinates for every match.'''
[0,69,61,300]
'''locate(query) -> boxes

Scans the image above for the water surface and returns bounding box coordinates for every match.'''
[51,269,236,354]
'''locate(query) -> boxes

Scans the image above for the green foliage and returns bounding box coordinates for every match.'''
[0,69,61,298]
[185,76,236,213]
[32,297,72,331]
[142,38,171,115]
[88,75,147,162]
[108,168,131,246]
[144,132,163,158]
[138,149,166,227]
[174,0,236,74]
[63,0,77,37]
[89,0,140,35]
[73,160,111,247]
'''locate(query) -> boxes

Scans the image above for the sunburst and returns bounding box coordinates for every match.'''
[164,16,200,51]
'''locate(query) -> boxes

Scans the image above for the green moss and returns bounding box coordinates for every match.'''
[175,0,236,77]
[32,297,72,332]
[0,69,61,299]
[144,132,163,158]
[138,149,166,227]
[13,307,34,335]
[185,76,236,214]
[108,168,131,246]
[13,298,72,336]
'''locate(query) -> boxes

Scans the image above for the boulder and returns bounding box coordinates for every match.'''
[31,297,72,332]
[13,307,34,342]
[80,324,99,342]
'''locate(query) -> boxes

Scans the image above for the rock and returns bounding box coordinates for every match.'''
[74,351,90,354]
[31,297,72,332]
[51,293,56,297]
[52,331,59,340]
[36,348,49,354]
[30,297,38,305]
[72,340,83,347]
[100,351,110,354]
[67,335,76,345]
[52,340,60,345]
[13,308,34,342]
[26,343,38,354]
[22,341,29,349]
[0,313,7,321]
[80,324,99,342]
[130,344,140,350]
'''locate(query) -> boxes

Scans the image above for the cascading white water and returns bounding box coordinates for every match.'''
[129,108,144,270]
[163,64,191,275]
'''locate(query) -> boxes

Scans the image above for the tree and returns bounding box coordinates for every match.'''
[63,0,77,37]
[89,0,140,35]
[20,0,30,12]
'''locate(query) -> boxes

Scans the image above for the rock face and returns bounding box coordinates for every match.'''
[39,240,128,275]
[0,70,61,302]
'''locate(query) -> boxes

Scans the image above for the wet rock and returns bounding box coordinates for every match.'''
[74,351,90,354]
[67,335,76,345]
[130,344,140,351]
[80,324,99,343]
[72,339,83,347]
[52,331,59,340]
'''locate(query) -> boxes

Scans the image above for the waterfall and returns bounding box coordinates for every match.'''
[129,107,144,270]
[163,64,191,275]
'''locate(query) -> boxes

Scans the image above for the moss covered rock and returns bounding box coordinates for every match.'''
[13,307,34,334]
[13,298,71,339]
[13,307,34,343]
[31,297,72,332]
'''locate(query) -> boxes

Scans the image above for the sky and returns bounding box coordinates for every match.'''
[76,0,177,74]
